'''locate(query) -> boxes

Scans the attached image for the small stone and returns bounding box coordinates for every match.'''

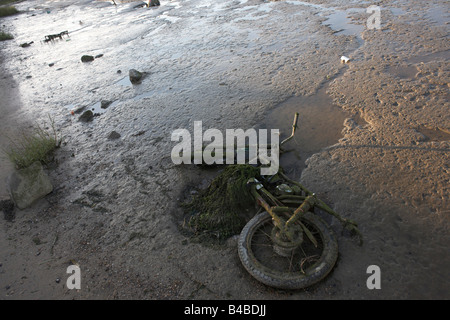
[100,100,112,109]
[79,110,94,122]
[81,55,94,63]
[108,131,121,140]
[129,69,143,84]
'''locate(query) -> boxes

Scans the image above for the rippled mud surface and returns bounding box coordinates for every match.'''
[0,0,448,299]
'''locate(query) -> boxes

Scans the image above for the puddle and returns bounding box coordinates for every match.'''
[286,1,328,10]
[133,89,157,100]
[321,9,365,41]
[390,8,406,16]
[90,100,120,114]
[116,76,133,87]
[407,51,449,64]
[263,86,361,180]
[425,5,449,27]
[417,126,450,142]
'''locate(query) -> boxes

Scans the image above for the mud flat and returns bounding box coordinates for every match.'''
[0,0,448,299]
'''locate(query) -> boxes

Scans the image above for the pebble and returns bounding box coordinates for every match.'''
[81,55,94,63]
[108,131,121,140]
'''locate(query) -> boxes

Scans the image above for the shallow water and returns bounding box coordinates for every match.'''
[264,85,361,180]
[322,9,364,40]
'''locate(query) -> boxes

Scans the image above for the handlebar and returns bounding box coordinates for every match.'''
[280,112,299,146]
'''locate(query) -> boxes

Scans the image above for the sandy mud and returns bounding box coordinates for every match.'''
[0,0,448,299]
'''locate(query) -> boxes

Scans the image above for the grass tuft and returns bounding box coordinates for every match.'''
[0,6,19,17]
[0,30,13,40]
[3,116,62,169]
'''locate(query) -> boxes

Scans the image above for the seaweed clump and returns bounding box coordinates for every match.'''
[183,164,261,241]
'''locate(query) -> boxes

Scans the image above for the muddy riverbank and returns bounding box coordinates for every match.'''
[0,0,448,299]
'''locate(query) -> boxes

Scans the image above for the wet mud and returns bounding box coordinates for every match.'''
[0,0,448,299]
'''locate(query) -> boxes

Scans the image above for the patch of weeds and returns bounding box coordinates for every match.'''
[0,6,18,17]
[0,0,19,6]
[182,164,260,243]
[2,115,62,169]
[0,30,13,41]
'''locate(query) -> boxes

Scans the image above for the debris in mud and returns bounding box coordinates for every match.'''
[81,55,95,63]
[0,198,15,221]
[341,56,350,64]
[129,69,144,84]
[20,41,34,48]
[43,31,69,43]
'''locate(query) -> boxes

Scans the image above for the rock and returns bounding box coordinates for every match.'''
[129,69,143,84]
[79,110,94,122]
[74,105,86,114]
[148,0,160,7]
[100,100,112,109]
[7,162,53,210]
[108,131,121,140]
[81,55,94,63]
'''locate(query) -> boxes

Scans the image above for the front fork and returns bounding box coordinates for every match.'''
[247,178,316,243]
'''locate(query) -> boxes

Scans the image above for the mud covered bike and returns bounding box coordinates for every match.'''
[237,113,362,290]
